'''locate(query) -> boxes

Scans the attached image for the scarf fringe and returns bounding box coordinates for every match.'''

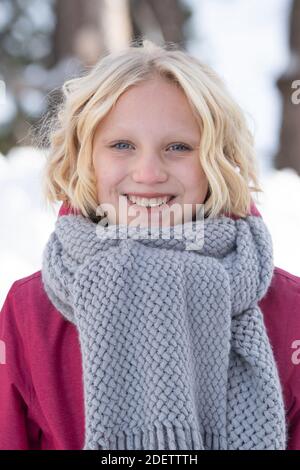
[84,423,228,450]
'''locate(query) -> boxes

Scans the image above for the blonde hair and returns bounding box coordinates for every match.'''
[42,39,262,220]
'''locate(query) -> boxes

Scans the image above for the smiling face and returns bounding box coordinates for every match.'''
[92,76,209,227]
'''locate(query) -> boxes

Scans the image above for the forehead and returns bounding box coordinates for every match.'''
[96,78,200,134]
[114,78,191,114]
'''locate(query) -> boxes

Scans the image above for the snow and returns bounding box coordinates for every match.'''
[0,147,59,308]
[258,168,300,277]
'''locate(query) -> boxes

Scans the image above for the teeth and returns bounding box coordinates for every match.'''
[126,195,172,207]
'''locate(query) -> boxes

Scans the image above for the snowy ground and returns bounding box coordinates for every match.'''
[0,147,59,308]
[0,146,299,309]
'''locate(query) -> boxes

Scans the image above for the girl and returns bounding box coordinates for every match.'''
[0,40,299,450]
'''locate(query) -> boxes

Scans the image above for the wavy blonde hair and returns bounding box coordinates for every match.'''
[42,39,262,220]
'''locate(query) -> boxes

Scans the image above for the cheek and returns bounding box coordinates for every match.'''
[180,163,208,201]
[178,163,207,187]
[93,157,109,197]
[93,158,126,196]
[192,157,207,184]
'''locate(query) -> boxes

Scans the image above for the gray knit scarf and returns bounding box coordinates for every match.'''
[41,213,287,450]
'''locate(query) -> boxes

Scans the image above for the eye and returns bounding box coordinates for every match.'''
[110,141,191,152]
[110,141,133,150]
[167,143,191,152]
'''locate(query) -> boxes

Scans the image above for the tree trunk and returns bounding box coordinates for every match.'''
[274,0,300,175]
[129,0,191,48]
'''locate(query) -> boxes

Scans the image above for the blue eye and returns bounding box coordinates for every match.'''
[168,143,190,152]
[110,142,191,152]
[111,142,133,150]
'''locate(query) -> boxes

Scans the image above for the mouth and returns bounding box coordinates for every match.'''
[120,194,177,211]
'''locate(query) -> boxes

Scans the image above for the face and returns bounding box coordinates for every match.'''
[92,76,208,228]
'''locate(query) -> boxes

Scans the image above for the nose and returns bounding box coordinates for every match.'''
[132,153,168,184]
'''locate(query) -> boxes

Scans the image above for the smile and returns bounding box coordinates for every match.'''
[121,194,177,210]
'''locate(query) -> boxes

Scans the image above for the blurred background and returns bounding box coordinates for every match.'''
[0,0,300,307]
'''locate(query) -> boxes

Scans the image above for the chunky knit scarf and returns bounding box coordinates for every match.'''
[41,213,287,450]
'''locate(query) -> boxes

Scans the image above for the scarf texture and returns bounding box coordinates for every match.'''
[41,213,287,450]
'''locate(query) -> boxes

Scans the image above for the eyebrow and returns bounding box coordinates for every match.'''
[102,129,200,144]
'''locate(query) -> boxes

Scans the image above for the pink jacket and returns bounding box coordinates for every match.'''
[0,202,300,450]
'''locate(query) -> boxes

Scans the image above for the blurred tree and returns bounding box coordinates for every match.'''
[0,0,56,154]
[53,0,104,65]
[0,0,192,153]
[274,0,300,175]
[50,0,192,66]
[129,0,192,47]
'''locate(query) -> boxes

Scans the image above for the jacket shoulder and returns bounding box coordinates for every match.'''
[261,266,300,313]
[2,270,62,326]
[6,270,55,308]
[260,265,300,336]
[8,270,44,295]
[273,266,300,286]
